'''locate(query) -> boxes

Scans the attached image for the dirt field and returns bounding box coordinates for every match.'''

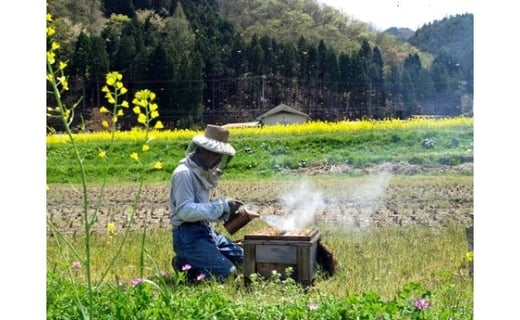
[46,162,473,236]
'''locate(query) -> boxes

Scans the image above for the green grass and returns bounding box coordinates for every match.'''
[48,223,469,294]
[46,126,473,184]
[47,222,473,319]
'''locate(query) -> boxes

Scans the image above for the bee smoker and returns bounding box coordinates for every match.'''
[224,207,259,235]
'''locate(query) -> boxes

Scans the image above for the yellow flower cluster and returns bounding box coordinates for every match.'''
[48,117,472,144]
[106,222,116,243]
[46,11,72,124]
[131,89,164,129]
[99,72,130,129]
[231,117,473,136]
[47,128,194,143]
[92,73,164,171]
[125,89,164,168]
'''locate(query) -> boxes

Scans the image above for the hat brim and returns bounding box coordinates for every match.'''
[193,135,236,156]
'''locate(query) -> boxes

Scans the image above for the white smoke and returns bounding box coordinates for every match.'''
[350,171,391,208]
[261,180,325,231]
[343,171,391,228]
[261,171,391,231]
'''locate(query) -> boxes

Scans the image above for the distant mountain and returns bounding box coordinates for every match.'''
[383,27,415,42]
[407,14,473,65]
[217,0,424,64]
[407,13,473,93]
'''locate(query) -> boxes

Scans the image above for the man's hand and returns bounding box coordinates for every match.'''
[227,200,244,215]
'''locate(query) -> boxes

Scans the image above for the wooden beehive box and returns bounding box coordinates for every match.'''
[243,228,320,286]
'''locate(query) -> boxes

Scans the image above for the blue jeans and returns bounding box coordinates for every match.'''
[172,222,244,281]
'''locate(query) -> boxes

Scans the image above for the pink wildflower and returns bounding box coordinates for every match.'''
[131,277,142,287]
[196,273,206,281]
[182,264,192,271]
[414,298,431,310]
[309,302,318,310]
[160,270,168,277]
[71,260,82,271]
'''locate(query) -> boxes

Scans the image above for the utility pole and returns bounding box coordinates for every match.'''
[260,74,266,111]
[367,83,376,118]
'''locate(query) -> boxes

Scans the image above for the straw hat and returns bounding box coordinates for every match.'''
[192,125,236,156]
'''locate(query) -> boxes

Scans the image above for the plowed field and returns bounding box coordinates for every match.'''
[47,163,473,236]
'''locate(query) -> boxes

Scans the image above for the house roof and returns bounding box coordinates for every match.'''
[222,121,261,128]
[257,104,310,120]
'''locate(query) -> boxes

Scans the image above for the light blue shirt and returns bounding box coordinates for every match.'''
[169,158,230,227]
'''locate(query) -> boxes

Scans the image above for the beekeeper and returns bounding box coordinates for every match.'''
[169,124,258,281]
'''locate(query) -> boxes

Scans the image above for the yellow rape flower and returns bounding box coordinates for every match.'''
[132,106,141,114]
[154,161,163,170]
[151,110,159,119]
[121,100,129,108]
[102,120,109,128]
[137,113,147,124]
[58,76,69,90]
[99,106,109,113]
[142,144,150,152]
[47,51,55,64]
[154,121,164,129]
[98,150,107,158]
[466,251,473,262]
[104,90,114,100]
[46,26,56,37]
[116,109,124,117]
[132,98,146,107]
[130,152,139,161]
[107,222,116,235]
[106,72,122,86]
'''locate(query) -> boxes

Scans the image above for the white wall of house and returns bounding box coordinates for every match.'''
[262,112,308,125]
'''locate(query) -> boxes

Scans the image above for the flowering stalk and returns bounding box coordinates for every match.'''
[96,76,165,284]
[46,10,95,317]
[46,7,163,317]
[130,89,163,277]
